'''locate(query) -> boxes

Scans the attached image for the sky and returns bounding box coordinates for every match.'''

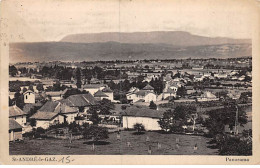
[1,0,257,43]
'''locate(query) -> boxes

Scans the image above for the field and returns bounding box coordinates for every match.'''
[10,131,218,155]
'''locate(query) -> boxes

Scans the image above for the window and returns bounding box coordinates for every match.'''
[26,95,28,99]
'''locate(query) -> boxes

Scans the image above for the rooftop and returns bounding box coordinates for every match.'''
[9,119,23,130]
[122,107,165,118]
[9,105,27,117]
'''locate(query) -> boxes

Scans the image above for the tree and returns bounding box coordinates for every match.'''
[83,125,109,142]
[36,83,44,92]
[176,86,186,97]
[9,65,18,77]
[158,110,174,132]
[28,85,34,92]
[98,99,115,115]
[158,105,196,133]
[133,123,145,133]
[204,100,248,137]
[149,101,157,110]
[76,68,82,88]
[88,106,101,125]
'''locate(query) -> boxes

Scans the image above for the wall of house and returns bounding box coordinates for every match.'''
[10,115,27,126]
[35,115,65,129]
[9,129,23,141]
[51,96,62,101]
[24,92,35,103]
[84,88,99,95]
[65,113,78,123]
[127,93,138,103]
[122,116,161,130]
[104,92,114,101]
[144,93,157,102]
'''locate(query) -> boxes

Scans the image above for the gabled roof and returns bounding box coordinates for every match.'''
[122,107,165,118]
[94,90,109,97]
[38,101,60,112]
[83,84,107,89]
[142,84,154,90]
[30,111,60,120]
[23,90,34,95]
[9,119,23,130]
[9,105,27,117]
[135,90,154,96]
[23,102,43,113]
[102,87,113,93]
[45,91,62,97]
[38,101,78,114]
[61,93,97,107]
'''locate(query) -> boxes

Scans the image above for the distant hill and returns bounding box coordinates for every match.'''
[10,41,251,63]
[60,31,251,46]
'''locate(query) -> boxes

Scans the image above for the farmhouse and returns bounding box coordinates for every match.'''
[126,84,157,103]
[30,112,66,129]
[38,101,79,123]
[9,105,27,126]
[121,107,165,130]
[60,93,97,113]
[197,91,219,102]
[83,84,107,95]
[9,119,23,141]
[94,90,109,101]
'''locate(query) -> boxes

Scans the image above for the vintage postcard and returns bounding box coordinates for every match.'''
[0,0,260,165]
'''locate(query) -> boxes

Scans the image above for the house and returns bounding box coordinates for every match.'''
[30,112,66,129]
[102,87,114,101]
[161,88,176,100]
[186,86,196,95]
[23,90,35,104]
[142,84,154,92]
[194,74,204,81]
[45,91,64,100]
[238,75,246,81]
[121,107,165,130]
[9,119,23,141]
[126,84,157,103]
[94,90,109,101]
[38,100,79,123]
[197,91,219,102]
[214,73,228,79]
[9,105,27,126]
[60,93,97,113]
[83,84,107,95]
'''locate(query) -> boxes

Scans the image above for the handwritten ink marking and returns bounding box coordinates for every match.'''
[12,156,75,164]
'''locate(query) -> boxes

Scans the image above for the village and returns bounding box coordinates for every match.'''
[9,57,252,155]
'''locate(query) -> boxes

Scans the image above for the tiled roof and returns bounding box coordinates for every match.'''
[38,101,60,112]
[9,105,27,117]
[94,90,109,97]
[38,101,78,114]
[30,111,59,120]
[61,93,97,107]
[83,84,107,89]
[142,84,154,90]
[23,102,43,113]
[122,107,165,118]
[45,91,62,97]
[135,90,154,96]
[9,119,23,130]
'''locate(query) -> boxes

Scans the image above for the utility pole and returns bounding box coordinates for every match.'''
[234,105,239,135]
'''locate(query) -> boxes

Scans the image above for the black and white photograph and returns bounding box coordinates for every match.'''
[1,0,260,165]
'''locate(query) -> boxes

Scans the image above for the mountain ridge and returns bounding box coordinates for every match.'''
[60,31,251,46]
